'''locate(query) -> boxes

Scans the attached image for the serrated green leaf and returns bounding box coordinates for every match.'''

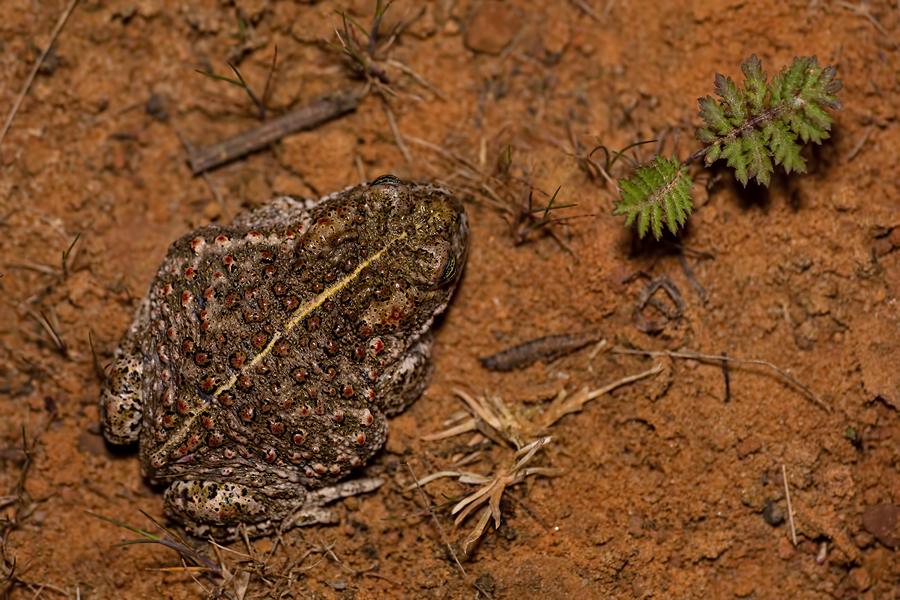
[634,170,657,196]
[663,192,679,234]
[714,74,746,125]
[721,139,749,186]
[791,109,828,144]
[765,121,804,174]
[614,156,694,239]
[696,126,718,144]
[769,73,788,104]
[780,57,807,96]
[802,101,833,130]
[617,179,643,207]
[819,65,844,104]
[637,209,650,238]
[650,204,663,239]
[742,130,773,186]
[741,54,768,113]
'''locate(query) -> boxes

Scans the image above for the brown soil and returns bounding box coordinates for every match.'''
[2,0,900,598]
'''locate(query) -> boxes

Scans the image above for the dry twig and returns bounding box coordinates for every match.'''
[845,124,875,163]
[0,0,80,148]
[782,463,797,546]
[537,363,663,428]
[187,88,363,173]
[835,1,898,48]
[610,347,827,411]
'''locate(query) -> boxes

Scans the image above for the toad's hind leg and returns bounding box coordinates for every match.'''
[100,296,150,445]
[164,478,384,540]
[164,480,271,531]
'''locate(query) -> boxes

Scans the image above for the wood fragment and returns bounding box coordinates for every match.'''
[721,351,731,402]
[187,87,363,174]
[782,463,797,546]
[480,329,604,371]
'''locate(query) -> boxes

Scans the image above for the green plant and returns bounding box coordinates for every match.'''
[613,54,843,239]
[613,155,694,240]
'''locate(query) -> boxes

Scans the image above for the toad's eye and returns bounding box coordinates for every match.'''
[440,251,457,284]
[370,174,404,187]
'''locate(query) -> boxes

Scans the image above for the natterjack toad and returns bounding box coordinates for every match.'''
[100,175,468,539]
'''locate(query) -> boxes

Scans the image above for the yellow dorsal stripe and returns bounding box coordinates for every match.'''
[153,231,408,464]
[223,229,408,392]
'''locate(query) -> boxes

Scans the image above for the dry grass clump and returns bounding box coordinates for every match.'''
[413,360,663,552]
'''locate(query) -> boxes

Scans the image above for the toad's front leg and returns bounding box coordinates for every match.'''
[100,297,151,445]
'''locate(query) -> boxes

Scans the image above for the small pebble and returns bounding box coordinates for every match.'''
[37,44,61,75]
[736,435,762,459]
[888,227,900,248]
[763,499,785,526]
[145,93,168,122]
[203,200,221,221]
[78,430,111,457]
[475,573,496,595]
[850,566,872,591]
[464,1,522,55]
[872,237,893,257]
[854,531,875,549]
[628,515,643,537]
[777,537,795,560]
[862,504,900,548]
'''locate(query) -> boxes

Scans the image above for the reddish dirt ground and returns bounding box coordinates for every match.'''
[2,0,900,598]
